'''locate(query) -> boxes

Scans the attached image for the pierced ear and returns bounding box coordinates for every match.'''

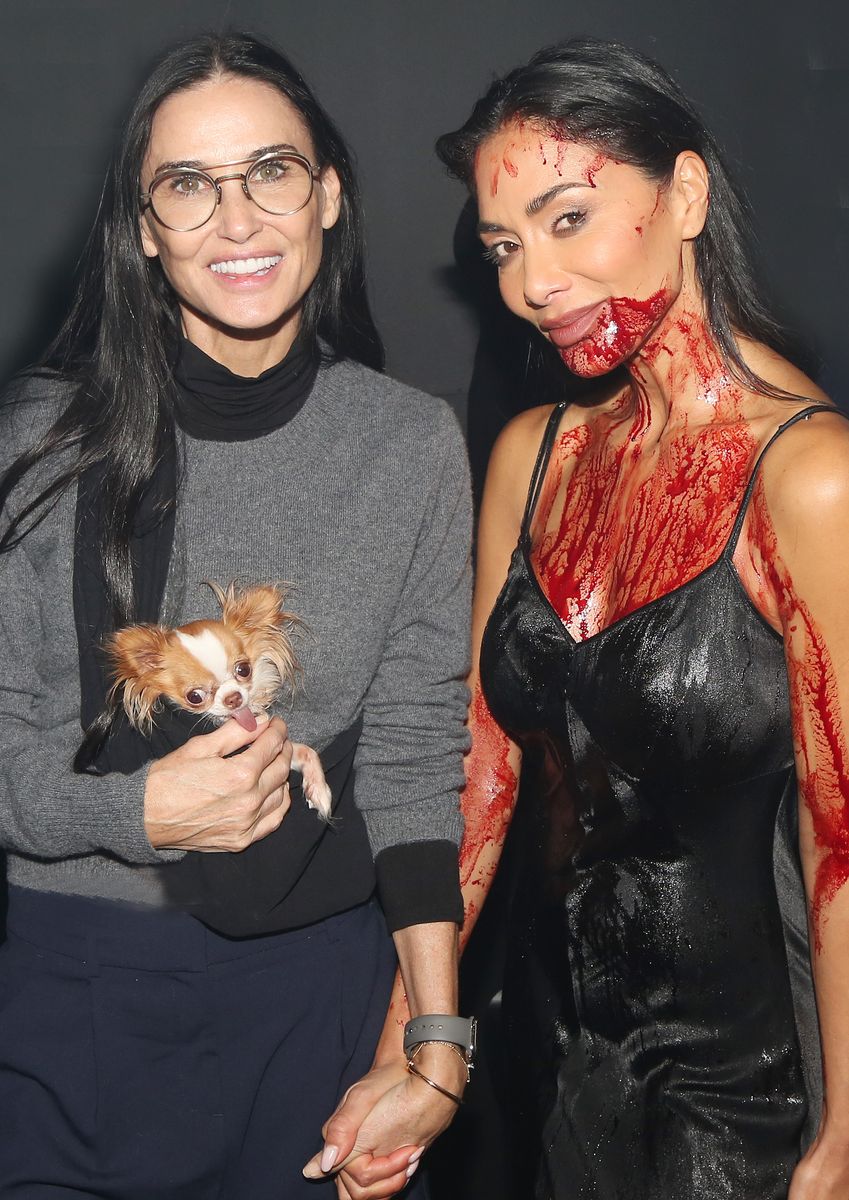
[672,151,709,240]
[318,164,342,232]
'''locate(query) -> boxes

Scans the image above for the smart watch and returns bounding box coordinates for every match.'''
[402,1014,477,1065]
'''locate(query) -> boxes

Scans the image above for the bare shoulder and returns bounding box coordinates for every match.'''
[758,403,849,536]
[490,403,558,461]
[473,408,553,559]
[484,404,556,507]
[489,399,597,482]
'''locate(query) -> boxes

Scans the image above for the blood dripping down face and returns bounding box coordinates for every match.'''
[475,121,688,376]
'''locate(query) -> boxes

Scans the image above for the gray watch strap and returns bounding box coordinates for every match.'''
[403,1014,477,1059]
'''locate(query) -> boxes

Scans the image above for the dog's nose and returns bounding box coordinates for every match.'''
[222,690,244,710]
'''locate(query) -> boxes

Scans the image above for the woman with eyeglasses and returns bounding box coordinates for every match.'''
[0,33,470,1199]
[426,37,847,1200]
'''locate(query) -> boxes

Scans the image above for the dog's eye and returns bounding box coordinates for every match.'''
[185,689,206,706]
[234,661,252,681]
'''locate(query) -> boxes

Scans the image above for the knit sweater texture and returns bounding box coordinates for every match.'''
[0,358,472,913]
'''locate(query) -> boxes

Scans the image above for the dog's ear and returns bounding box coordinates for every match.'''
[105,624,169,678]
[216,585,301,694]
[221,584,300,634]
[103,625,169,732]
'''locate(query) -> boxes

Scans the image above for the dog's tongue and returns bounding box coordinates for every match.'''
[231,706,257,733]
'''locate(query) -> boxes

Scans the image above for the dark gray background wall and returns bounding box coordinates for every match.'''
[0,0,847,415]
[0,4,846,1196]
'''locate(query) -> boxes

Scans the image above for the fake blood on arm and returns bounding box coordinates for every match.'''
[749,478,849,948]
[460,683,518,924]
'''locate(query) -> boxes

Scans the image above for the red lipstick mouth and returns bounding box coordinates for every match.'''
[540,302,608,349]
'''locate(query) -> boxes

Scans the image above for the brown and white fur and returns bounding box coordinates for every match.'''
[105,582,332,820]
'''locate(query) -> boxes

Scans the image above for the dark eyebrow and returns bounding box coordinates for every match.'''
[526,182,591,216]
[151,143,302,175]
[477,181,592,235]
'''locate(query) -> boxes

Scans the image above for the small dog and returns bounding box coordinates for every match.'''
[105,581,332,820]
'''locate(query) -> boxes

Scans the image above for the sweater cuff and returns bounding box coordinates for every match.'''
[375,840,463,932]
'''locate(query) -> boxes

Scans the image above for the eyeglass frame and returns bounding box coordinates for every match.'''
[139,149,322,232]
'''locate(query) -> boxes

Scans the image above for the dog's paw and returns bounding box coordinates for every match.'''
[291,743,333,822]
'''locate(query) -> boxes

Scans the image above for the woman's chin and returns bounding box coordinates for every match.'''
[558,344,630,378]
[181,297,303,345]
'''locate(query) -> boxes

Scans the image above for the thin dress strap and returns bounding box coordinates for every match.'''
[724,404,842,557]
[520,402,569,544]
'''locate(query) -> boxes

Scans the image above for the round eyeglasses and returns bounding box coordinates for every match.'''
[139,151,320,232]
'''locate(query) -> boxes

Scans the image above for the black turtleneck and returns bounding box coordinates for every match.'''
[174,334,319,441]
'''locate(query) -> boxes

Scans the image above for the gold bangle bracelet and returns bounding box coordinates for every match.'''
[406,1060,464,1106]
[408,1040,471,1074]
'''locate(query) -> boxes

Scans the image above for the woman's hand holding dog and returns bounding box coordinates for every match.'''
[144,716,293,852]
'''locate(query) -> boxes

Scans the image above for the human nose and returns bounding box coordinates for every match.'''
[213,177,264,241]
[521,242,573,311]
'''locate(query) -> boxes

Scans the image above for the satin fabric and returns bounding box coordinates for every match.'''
[481,403,830,1200]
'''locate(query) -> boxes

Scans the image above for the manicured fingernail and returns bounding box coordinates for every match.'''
[406,1160,420,1180]
[320,1144,338,1173]
[408,1148,424,1164]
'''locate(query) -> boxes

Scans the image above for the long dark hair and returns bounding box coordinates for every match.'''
[0,31,383,628]
[436,38,800,396]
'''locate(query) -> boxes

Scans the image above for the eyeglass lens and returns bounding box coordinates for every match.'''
[149,155,314,231]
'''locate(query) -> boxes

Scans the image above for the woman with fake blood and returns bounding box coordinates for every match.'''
[433,38,849,1199]
[0,32,472,1200]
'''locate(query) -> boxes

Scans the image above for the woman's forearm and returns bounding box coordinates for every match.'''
[458,679,522,951]
[801,809,849,1144]
[393,921,459,1016]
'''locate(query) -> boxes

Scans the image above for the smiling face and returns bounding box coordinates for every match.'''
[474,121,707,377]
[140,74,342,371]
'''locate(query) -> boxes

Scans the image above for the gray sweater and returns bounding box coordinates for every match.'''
[0,358,472,910]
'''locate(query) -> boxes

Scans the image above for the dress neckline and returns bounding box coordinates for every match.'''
[519,402,836,649]
[520,543,761,650]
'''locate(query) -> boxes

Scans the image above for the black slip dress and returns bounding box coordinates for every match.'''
[480,403,832,1200]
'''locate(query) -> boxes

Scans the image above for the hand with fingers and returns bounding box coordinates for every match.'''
[303,1044,467,1199]
[143,715,293,852]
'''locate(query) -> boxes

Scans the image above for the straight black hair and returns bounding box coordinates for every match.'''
[0,31,383,628]
[436,38,801,396]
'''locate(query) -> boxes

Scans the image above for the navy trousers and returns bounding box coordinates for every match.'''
[0,886,408,1199]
